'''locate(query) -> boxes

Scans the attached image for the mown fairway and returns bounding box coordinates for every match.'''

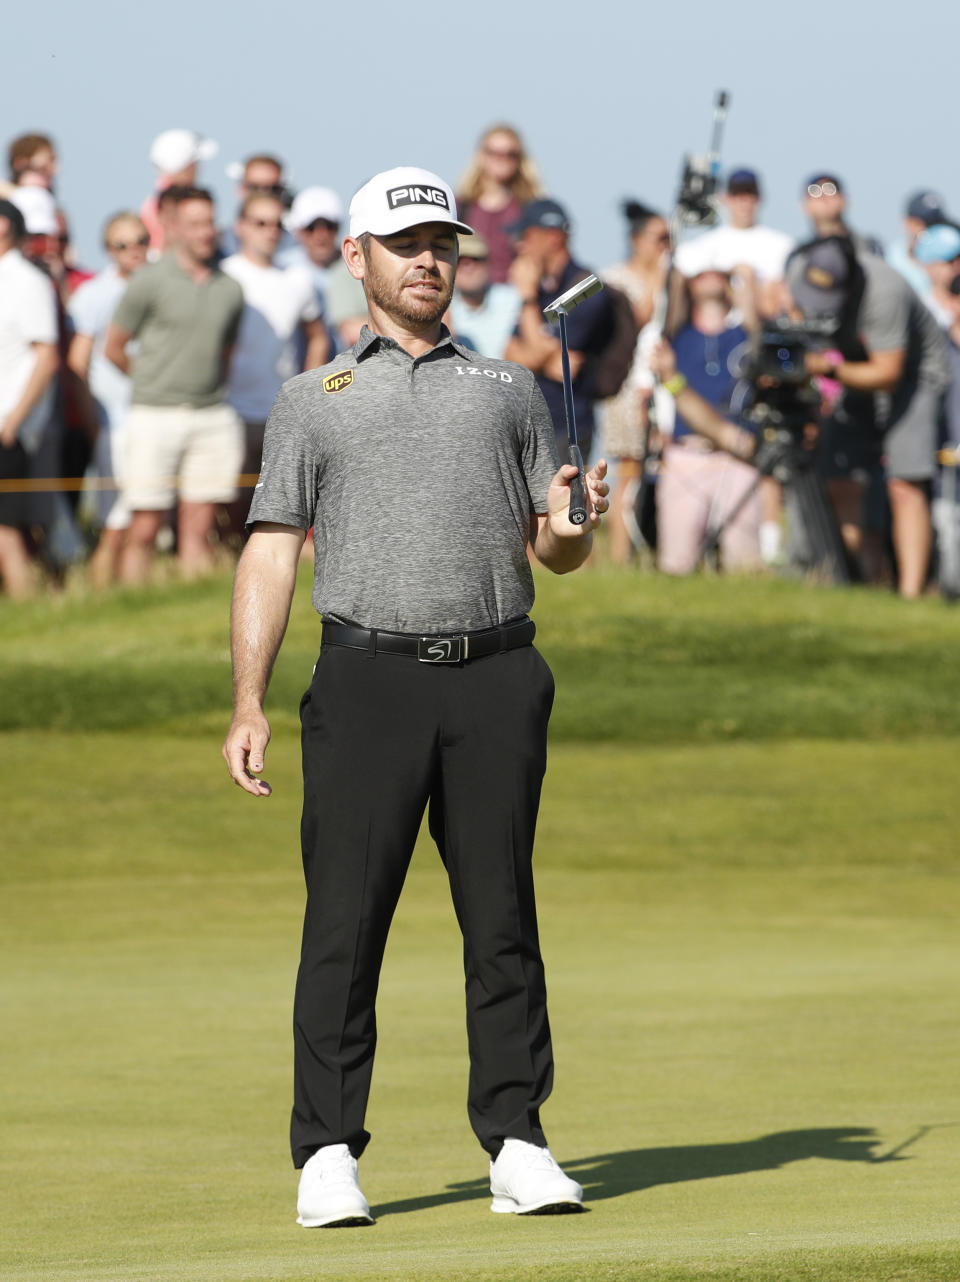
[1,567,958,1282]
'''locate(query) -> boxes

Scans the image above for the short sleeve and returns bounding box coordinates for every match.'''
[18,270,58,345]
[245,383,319,532]
[521,377,561,513]
[860,271,909,353]
[66,279,101,337]
[224,282,244,348]
[111,271,152,337]
[292,268,321,325]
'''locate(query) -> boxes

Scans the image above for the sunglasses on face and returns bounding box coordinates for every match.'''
[245,183,286,198]
[304,218,338,233]
[109,234,150,251]
[808,183,839,198]
[484,147,521,161]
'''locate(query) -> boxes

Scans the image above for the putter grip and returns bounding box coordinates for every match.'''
[567,444,588,526]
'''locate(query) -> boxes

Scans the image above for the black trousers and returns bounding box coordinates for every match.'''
[291,640,556,1167]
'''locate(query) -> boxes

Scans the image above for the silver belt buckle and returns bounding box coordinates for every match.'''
[418,634,466,663]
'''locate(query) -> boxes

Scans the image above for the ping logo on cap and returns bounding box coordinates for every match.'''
[386,185,450,212]
[322,370,354,394]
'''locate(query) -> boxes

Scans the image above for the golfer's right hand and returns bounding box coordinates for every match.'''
[222,708,272,797]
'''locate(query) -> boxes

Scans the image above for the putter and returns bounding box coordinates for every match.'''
[543,274,604,525]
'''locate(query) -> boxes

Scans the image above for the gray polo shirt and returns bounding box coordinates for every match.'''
[247,326,560,632]
[112,254,243,408]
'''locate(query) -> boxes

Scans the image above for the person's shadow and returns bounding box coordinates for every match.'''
[373,1126,918,1219]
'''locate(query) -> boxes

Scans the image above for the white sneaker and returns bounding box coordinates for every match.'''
[296,1143,374,1228]
[489,1138,584,1215]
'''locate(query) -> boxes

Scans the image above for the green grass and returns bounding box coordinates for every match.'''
[2,567,959,1281]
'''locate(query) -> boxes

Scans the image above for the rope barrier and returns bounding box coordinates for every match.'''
[0,474,261,494]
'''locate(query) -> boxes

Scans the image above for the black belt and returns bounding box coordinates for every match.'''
[321,617,535,664]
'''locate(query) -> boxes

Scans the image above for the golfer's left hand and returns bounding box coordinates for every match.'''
[546,458,609,534]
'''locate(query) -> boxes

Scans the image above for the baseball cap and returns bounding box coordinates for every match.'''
[905,189,948,226]
[286,186,344,231]
[0,198,27,240]
[507,198,571,235]
[457,232,489,259]
[9,186,58,236]
[287,185,343,230]
[786,237,855,318]
[804,172,844,195]
[348,166,473,238]
[727,168,760,196]
[915,223,960,264]
[150,129,218,175]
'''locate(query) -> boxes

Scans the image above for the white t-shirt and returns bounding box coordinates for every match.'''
[674,224,794,283]
[0,248,58,451]
[221,254,320,422]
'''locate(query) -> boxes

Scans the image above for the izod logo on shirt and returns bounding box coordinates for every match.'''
[323,370,354,394]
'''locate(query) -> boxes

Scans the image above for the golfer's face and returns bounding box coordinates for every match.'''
[365,222,458,324]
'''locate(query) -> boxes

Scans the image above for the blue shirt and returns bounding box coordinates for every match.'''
[672,323,750,440]
[67,266,133,430]
[452,283,522,359]
[517,259,615,456]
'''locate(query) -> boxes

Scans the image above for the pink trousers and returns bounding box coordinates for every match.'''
[656,445,763,575]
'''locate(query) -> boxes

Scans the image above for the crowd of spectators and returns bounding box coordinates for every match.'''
[1,124,958,600]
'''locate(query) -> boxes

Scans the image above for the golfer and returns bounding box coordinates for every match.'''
[223,166,608,1227]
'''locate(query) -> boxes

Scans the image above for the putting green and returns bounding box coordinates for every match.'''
[1,570,958,1280]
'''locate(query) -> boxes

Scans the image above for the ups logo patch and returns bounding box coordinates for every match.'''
[323,369,354,394]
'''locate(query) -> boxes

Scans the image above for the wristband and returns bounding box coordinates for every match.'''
[663,373,688,397]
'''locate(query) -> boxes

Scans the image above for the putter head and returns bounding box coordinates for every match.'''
[543,274,603,321]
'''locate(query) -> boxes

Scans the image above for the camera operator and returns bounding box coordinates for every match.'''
[801,173,883,259]
[787,236,950,598]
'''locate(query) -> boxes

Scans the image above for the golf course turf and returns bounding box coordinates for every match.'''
[1,567,958,1281]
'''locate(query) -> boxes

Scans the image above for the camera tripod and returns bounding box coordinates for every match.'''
[700,412,853,584]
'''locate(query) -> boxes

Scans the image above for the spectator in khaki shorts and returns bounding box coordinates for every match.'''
[104,187,244,584]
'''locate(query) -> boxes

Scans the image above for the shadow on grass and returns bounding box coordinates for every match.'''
[374,1127,910,1219]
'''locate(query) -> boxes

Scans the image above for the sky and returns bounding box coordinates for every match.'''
[6,0,959,273]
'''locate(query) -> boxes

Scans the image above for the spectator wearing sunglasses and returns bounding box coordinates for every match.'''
[66,213,150,585]
[287,186,369,350]
[220,153,299,265]
[221,192,329,535]
[801,173,883,258]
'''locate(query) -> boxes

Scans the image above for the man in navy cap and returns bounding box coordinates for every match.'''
[674,168,794,318]
[887,189,951,297]
[504,198,614,460]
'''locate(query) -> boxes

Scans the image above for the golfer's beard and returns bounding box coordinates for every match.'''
[364,262,452,326]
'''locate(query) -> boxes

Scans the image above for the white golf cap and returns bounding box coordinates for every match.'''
[9,186,58,236]
[150,129,218,175]
[348,166,474,238]
[286,186,344,231]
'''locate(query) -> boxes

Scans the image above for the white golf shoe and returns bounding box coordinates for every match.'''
[296,1143,374,1228]
[489,1138,584,1215]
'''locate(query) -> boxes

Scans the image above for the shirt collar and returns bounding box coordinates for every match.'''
[353,323,472,362]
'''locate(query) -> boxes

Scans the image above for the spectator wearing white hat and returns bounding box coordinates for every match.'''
[141,129,217,254]
[287,186,369,350]
[286,186,344,295]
